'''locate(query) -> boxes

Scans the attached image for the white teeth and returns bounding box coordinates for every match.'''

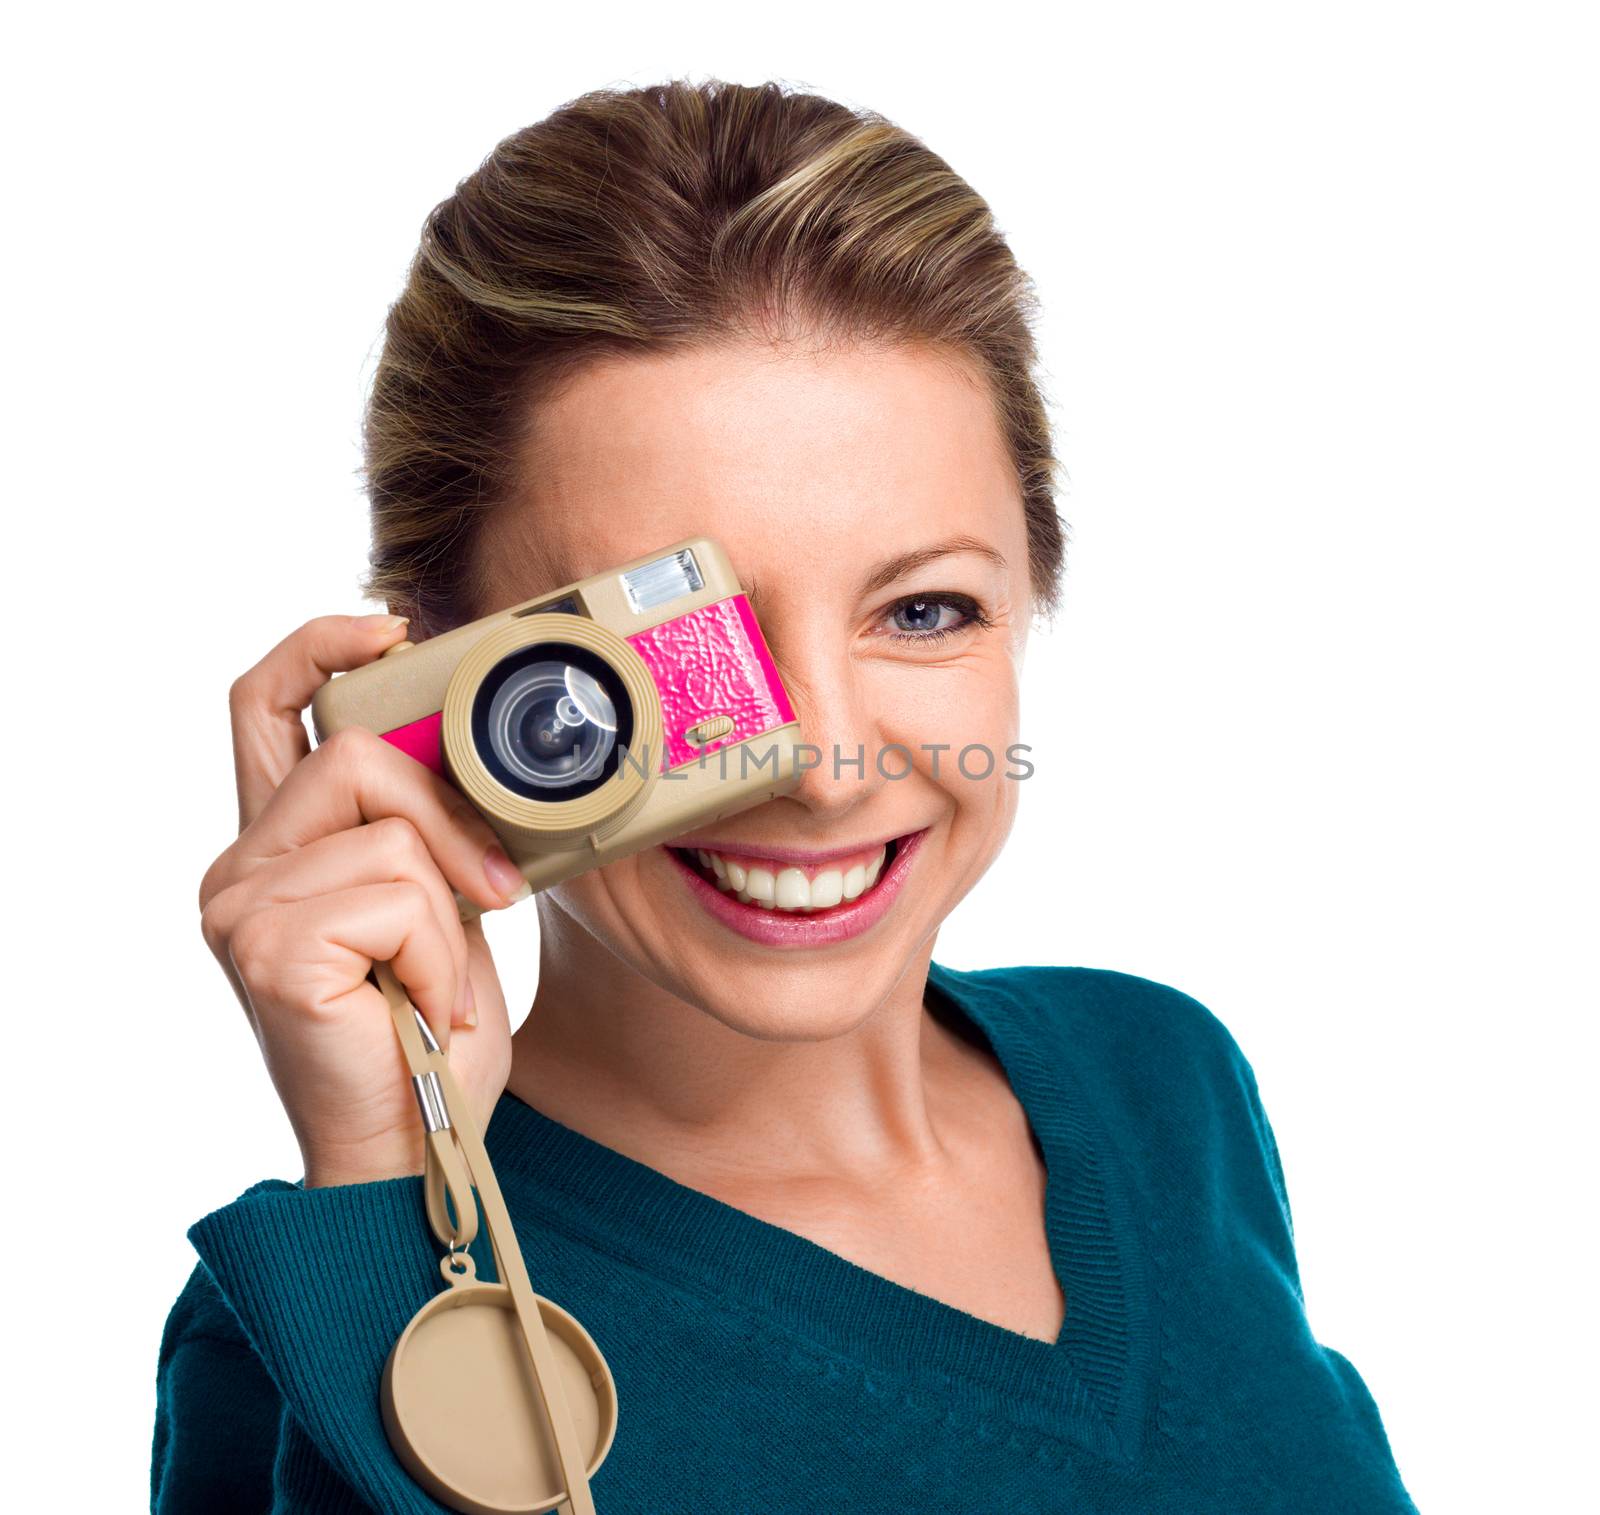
[745,867,775,904]
[809,869,844,909]
[775,867,809,910]
[690,843,896,914]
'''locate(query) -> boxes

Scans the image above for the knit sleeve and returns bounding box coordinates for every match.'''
[1202,1014,1308,1300]
[151,1251,282,1512]
[1230,1053,1416,1493]
[1238,1054,1295,1238]
[177,1173,485,1514]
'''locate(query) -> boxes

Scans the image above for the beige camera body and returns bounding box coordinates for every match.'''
[311,537,803,920]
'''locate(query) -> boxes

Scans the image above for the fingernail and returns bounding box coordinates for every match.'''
[483,845,531,905]
[355,613,409,633]
[456,976,478,1029]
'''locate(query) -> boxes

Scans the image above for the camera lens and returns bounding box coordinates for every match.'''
[471,643,635,801]
[507,678,605,778]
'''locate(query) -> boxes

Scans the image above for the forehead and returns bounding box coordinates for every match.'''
[476,337,1024,603]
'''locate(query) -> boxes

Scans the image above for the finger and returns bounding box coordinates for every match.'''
[235,880,462,1047]
[229,612,410,830]
[201,816,471,1021]
[460,915,508,1029]
[218,725,524,916]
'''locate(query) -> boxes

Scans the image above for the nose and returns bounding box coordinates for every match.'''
[766,623,889,829]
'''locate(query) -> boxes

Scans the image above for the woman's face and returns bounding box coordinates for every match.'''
[474,337,1032,1039]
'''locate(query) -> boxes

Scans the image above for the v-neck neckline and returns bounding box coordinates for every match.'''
[485,961,1154,1456]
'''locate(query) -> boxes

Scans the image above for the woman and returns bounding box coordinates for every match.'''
[152,79,1417,1513]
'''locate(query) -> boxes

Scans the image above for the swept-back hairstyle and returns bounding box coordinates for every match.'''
[360,78,1065,635]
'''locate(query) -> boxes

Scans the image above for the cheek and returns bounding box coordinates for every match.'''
[868,653,1021,778]
[538,858,649,948]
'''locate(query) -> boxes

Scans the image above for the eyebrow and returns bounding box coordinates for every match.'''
[858,534,1009,597]
[742,534,1007,614]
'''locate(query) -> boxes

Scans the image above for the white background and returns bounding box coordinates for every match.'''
[7,4,1594,1510]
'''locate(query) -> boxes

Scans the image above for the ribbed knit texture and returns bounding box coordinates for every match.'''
[151,962,1418,1513]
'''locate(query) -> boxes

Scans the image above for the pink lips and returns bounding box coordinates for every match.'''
[664,829,928,948]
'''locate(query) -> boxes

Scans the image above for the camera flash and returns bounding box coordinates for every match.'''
[621,549,704,612]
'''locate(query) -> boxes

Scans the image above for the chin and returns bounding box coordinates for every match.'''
[670,968,905,1043]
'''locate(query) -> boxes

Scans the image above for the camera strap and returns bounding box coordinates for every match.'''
[371,958,608,1515]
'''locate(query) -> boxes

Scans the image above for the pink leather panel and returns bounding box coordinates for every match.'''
[627,594,795,770]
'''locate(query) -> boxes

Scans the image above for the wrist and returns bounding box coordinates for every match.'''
[301,1130,426,1189]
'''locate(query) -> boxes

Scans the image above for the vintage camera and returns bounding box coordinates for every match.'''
[311,538,803,917]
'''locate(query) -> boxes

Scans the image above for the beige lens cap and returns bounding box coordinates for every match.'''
[381,1280,619,1514]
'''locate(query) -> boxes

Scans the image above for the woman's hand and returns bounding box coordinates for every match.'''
[198,613,528,1188]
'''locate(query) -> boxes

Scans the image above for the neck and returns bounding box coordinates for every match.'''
[504,898,966,1197]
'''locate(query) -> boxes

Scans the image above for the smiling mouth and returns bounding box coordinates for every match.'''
[667,836,905,915]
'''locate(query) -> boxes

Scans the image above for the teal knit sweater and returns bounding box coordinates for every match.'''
[151,963,1418,1513]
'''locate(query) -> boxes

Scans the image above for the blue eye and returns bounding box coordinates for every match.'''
[883,593,989,643]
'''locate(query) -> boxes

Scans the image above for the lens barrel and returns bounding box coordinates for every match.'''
[472,643,634,801]
[441,612,662,852]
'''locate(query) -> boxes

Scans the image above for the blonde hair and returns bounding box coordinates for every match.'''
[360,78,1066,634]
